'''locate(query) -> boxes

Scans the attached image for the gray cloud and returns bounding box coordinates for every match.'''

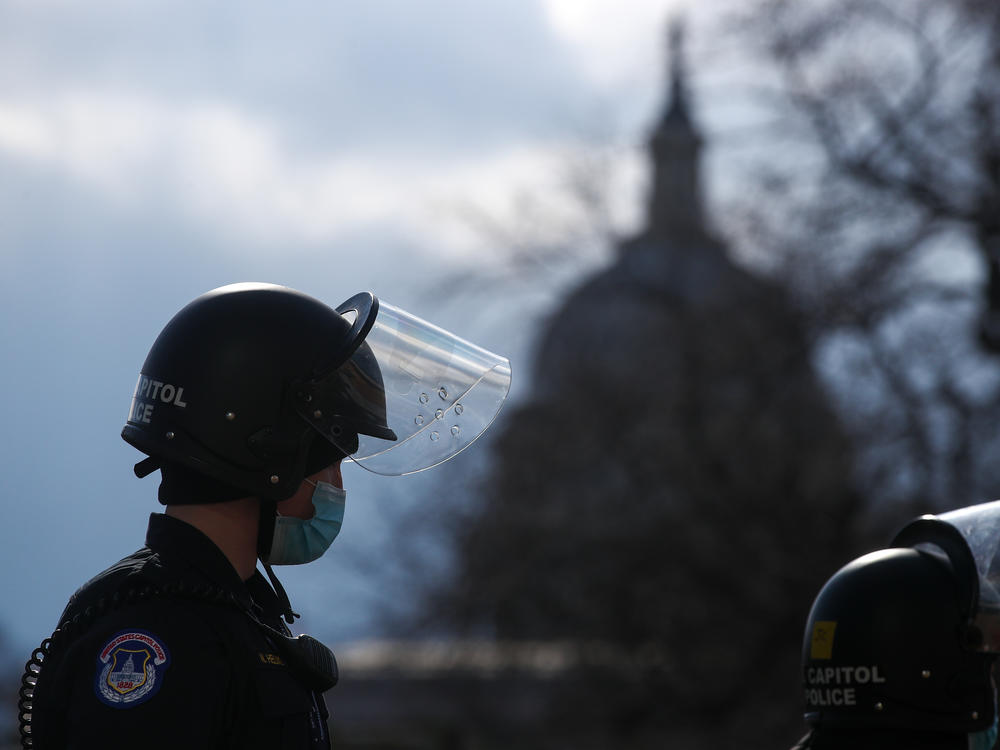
[0,1,593,154]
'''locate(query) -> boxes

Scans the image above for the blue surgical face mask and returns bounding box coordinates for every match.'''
[265,480,346,566]
[970,712,999,750]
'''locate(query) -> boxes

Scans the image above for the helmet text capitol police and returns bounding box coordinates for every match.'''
[129,376,188,424]
[804,665,886,708]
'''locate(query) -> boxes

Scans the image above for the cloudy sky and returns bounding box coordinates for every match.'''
[0,0,736,660]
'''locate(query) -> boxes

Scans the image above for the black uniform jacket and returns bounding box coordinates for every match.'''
[31,513,331,749]
[791,728,969,750]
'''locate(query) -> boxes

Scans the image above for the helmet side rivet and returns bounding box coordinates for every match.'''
[313,410,323,419]
[921,669,931,679]
[972,711,980,720]
[874,702,884,712]
[269,475,280,484]
[225,412,236,421]
[165,431,175,440]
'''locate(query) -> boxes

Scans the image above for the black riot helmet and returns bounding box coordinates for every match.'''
[123,283,512,503]
[800,505,1000,748]
[123,284,391,501]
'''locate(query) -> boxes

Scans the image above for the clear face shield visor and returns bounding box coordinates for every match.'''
[295,293,511,476]
[893,500,1000,653]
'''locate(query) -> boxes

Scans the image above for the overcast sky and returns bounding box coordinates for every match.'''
[0,0,735,660]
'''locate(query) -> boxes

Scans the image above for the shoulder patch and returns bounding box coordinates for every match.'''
[94,630,171,708]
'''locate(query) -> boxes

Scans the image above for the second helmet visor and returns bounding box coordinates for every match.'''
[911,500,1000,652]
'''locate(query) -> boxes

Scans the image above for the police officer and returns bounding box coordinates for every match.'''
[20,283,511,749]
[793,502,1000,749]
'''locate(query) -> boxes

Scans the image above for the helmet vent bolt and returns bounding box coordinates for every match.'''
[313,410,323,419]
[331,425,343,437]
[165,431,175,440]
[921,669,931,679]
[225,412,236,421]
[269,475,280,484]
[874,702,884,712]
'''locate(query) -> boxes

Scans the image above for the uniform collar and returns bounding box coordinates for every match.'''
[144,512,254,609]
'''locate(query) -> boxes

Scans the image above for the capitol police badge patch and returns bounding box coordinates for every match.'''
[94,630,170,708]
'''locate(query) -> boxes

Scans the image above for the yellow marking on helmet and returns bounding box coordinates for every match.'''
[811,621,837,660]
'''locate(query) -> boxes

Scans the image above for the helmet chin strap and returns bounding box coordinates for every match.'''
[264,563,300,625]
[257,499,300,625]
